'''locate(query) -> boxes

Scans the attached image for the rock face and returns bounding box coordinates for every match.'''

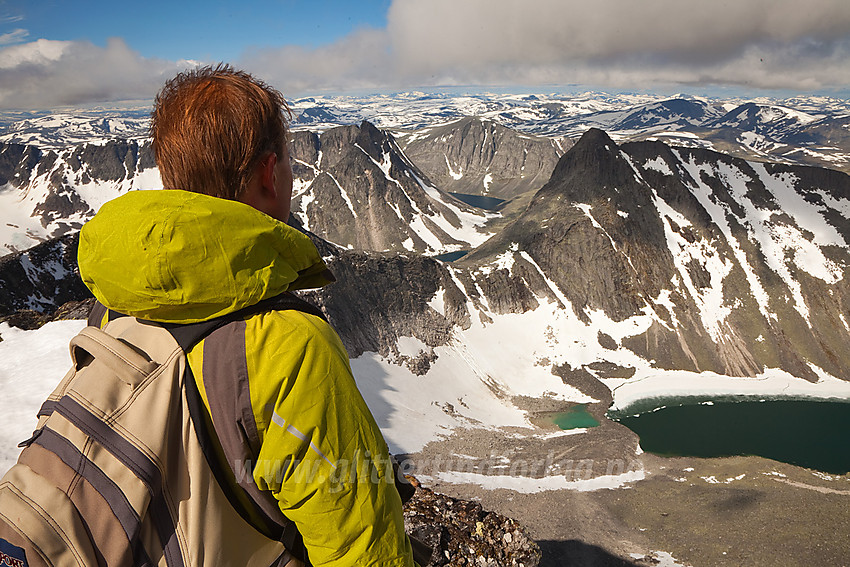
[288,122,494,255]
[404,483,541,567]
[0,233,91,317]
[398,117,565,203]
[298,232,470,374]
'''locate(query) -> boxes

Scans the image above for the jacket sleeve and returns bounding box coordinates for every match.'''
[243,310,415,567]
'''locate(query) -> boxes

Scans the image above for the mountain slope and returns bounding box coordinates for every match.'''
[0,233,89,317]
[7,126,850,387]
[289,121,495,254]
[397,117,568,222]
[460,128,850,380]
[0,140,160,255]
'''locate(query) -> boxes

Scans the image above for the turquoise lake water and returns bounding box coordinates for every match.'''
[552,404,600,429]
[614,399,850,474]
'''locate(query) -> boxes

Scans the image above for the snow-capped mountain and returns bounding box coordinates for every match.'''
[7,127,850,389]
[0,108,151,149]
[460,129,850,382]
[0,139,160,255]
[0,233,86,317]
[708,102,821,136]
[556,98,726,136]
[0,92,850,260]
[289,121,495,254]
[5,118,850,566]
[286,91,661,134]
[574,99,850,175]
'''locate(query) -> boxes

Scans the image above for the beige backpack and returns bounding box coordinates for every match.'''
[0,305,307,567]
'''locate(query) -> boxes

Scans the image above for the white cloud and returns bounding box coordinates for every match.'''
[241,27,394,94]
[0,38,68,68]
[0,27,27,46]
[0,38,189,109]
[387,0,850,66]
[247,0,850,95]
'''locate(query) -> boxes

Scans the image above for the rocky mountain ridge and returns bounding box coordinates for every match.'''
[4,92,850,261]
[397,117,568,221]
[282,92,850,174]
[0,109,152,149]
[288,121,495,254]
[6,91,850,173]
[0,139,159,255]
[456,128,850,381]
[5,119,850,567]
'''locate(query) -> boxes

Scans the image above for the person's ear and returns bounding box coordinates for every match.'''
[260,152,278,196]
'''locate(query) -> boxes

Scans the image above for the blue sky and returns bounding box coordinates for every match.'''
[2,0,391,61]
[1,0,850,109]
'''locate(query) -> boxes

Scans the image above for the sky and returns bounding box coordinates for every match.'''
[1,0,850,109]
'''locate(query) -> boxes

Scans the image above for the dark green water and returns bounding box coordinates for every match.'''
[552,404,600,429]
[615,400,850,474]
[433,250,469,262]
[449,192,506,210]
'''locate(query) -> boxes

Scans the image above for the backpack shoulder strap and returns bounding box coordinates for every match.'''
[155,292,320,562]
[161,292,326,353]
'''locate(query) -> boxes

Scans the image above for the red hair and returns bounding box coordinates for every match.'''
[151,64,291,199]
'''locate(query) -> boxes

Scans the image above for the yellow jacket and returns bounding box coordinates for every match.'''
[78,190,414,567]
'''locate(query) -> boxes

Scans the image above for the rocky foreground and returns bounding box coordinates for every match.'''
[404,480,541,566]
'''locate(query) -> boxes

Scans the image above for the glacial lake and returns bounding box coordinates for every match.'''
[449,192,506,211]
[537,404,601,430]
[553,404,600,429]
[613,399,850,474]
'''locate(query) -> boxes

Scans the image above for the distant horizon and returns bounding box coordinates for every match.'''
[2,85,850,117]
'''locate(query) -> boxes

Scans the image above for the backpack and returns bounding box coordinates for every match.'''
[0,294,319,567]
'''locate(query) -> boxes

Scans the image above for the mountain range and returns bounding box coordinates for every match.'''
[4,110,849,392]
[2,91,850,566]
[3,91,850,381]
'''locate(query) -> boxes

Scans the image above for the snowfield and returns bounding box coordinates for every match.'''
[0,320,86,473]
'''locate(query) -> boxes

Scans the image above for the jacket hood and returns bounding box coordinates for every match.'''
[78,190,333,323]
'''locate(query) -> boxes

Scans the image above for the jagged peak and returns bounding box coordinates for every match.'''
[357,119,384,140]
[574,127,617,149]
[544,127,626,187]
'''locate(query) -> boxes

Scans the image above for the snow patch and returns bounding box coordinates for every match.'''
[428,287,446,317]
[445,155,463,180]
[482,173,493,190]
[643,156,673,176]
[396,335,429,358]
[0,320,87,475]
[605,367,850,414]
[436,469,645,493]
[629,551,692,567]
